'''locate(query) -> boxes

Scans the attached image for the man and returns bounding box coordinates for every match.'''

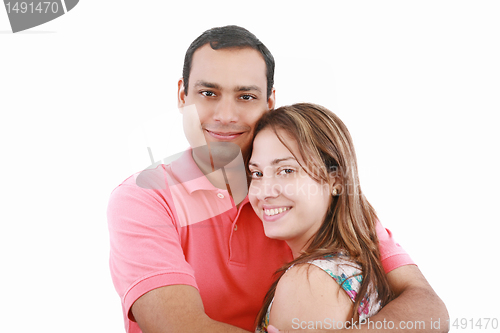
[108,25,448,333]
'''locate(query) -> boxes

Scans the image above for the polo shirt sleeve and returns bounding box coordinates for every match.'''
[376,221,415,273]
[107,177,197,321]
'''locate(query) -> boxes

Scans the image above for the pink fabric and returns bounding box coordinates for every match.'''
[108,150,292,332]
[376,222,415,272]
[108,149,413,332]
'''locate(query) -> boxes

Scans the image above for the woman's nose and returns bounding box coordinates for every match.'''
[251,177,282,201]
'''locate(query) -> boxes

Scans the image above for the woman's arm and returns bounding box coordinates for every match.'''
[269,264,354,330]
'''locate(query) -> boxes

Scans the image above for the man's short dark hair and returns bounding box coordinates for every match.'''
[182,25,275,99]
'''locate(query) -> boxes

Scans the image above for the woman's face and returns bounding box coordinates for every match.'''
[248,128,331,255]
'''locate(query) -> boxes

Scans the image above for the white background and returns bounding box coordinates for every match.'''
[1,1,499,332]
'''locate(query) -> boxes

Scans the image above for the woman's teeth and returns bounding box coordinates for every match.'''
[264,207,290,216]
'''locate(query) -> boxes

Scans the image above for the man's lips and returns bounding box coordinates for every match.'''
[205,129,244,140]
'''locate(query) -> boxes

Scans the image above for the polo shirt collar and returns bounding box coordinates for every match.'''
[169,149,253,209]
[170,148,223,194]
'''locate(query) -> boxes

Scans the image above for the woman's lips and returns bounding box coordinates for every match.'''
[205,129,244,140]
[262,207,292,222]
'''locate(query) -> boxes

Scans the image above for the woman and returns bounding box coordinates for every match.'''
[247,103,394,332]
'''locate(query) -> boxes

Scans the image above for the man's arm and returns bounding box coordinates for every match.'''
[131,284,251,333]
[267,265,449,333]
[357,264,449,333]
[108,176,252,333]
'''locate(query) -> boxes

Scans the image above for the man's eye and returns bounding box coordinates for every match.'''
[251,170,263,178]
[240,94,255,101]
[201,91,216,97]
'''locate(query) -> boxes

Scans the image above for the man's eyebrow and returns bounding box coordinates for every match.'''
[193,81,262,93]
[194,80,221,90]
[248,157,296,167]
[234,85,262,93]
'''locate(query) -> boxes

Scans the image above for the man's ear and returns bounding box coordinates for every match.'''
[267,87,276,110]
[178,78,186,110]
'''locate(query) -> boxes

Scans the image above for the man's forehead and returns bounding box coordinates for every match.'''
[189,45,267,83]
[192,43,263,60]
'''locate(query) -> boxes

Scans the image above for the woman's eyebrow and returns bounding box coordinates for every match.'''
[248,157,295,168]
[271,157,295,165]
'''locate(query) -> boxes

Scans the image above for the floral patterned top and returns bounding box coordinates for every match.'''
[255,254,381,332]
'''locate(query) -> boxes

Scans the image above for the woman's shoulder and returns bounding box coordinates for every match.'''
[269,259,353,329]
[278,254,359,290]
[307,254,382,320]
[308,254,362,276]
[306,255,363,301]
[278,260,346,295]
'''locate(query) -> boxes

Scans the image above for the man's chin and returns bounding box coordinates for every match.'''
[206,142,242,168]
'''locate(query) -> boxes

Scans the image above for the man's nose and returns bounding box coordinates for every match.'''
[213,97,238,124]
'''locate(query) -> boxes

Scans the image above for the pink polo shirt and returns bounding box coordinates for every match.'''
[107,150,413,332]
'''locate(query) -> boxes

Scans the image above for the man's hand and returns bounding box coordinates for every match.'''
[267,325,282,333]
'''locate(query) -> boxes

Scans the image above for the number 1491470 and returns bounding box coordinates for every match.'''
[5,2,60,14]
[449,318,498,330]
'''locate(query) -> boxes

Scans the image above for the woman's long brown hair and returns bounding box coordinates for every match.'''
[250,103,394,328]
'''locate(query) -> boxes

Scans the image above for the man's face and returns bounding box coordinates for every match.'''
[178,44,275,159]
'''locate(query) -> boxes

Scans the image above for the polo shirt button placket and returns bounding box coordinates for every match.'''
[217,193,224,199]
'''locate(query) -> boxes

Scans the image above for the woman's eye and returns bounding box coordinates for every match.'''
[278,168,295,176]
[251,171,263,178]
[201,91,216,97]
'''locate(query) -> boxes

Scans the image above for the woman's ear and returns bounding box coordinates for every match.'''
[330,174,342,196]
[327,163,343,196]
[331,184,342,196]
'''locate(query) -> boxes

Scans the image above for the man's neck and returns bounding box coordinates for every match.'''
[191,146,248,208]
[191,148,227,189]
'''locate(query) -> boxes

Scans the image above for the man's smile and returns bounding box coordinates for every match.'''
[205,129,245,140]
